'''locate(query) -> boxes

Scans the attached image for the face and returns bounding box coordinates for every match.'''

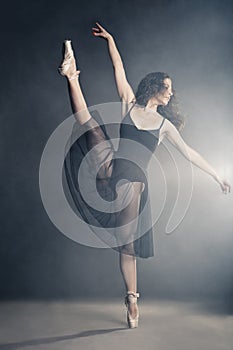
[154,78,173,106]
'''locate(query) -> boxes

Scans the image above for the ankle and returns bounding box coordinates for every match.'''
[125,291,139,306]
[126,291,139,299]
[66,70,81,81]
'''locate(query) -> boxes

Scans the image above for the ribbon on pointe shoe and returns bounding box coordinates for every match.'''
[67,70,81,81]
[125,291,140,306]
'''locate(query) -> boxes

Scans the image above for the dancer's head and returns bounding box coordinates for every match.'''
[135,72,185,131]
[135,72,172,107]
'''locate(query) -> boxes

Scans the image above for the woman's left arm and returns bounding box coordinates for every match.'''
[163,120,231,194]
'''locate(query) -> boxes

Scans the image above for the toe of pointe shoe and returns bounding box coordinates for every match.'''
[127,312,139,329]
[125,292,140,329]
[63,40,74,57]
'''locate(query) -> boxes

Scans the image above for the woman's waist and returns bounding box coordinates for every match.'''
[111,158,148,184]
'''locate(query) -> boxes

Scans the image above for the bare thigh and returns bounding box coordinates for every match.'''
[115,181,144,253]
[84,117,114,179]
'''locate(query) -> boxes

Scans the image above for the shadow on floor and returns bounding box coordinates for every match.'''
[0,327,127,350]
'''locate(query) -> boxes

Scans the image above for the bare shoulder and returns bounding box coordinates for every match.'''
[161,117,177,134]
[156,116,181,145]
[154,115,168,143]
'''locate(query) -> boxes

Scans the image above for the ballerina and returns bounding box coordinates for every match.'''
[58,23,230,328]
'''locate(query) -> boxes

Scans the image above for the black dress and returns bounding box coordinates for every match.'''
[63,105,165,258]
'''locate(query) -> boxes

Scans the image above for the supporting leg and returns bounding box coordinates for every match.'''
[119,251,138,320]
[119,251,137,293]
[117,182,144,319]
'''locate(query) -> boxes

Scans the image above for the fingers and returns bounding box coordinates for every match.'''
[92,26,103,37]
[222,184,231,194]
[224,181,231,194]
[92,23,104,33]
[91,22,109,38]
[92,28,101,37]
[96,22,105,30]
[221,186,227,194]
[219,179,231,194]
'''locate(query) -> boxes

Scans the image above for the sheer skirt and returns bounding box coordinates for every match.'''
[63,111,154,258]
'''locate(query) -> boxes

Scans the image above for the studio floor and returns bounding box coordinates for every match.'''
[0,299,232,350]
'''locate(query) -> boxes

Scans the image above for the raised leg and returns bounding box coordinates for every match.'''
[59,40,92,125]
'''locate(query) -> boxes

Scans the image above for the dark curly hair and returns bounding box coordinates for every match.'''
[135,72,185,131]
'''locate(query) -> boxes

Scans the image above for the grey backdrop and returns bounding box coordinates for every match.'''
[1,0,233,311]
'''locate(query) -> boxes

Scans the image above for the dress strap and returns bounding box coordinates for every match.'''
[128,101,136,114]
[158,117,166,130]
[123,101,136,122]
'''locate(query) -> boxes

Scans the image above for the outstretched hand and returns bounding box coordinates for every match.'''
[92,22,111,39]
[219,179,231,194]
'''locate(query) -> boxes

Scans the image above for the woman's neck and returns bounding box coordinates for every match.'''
[134,102,159,114]
[144,103,158,113]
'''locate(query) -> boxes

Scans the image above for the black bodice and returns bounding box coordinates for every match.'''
[110,111,164,188]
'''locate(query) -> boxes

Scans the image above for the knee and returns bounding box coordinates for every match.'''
[132,182,145,194]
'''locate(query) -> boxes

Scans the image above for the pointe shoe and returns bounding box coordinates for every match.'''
[58,40,80,80]
[124,291,139,329]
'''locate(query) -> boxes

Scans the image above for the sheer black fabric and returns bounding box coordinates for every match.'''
[63,107,164,258]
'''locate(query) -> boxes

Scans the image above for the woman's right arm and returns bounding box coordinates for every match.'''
[92,22,135,106]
